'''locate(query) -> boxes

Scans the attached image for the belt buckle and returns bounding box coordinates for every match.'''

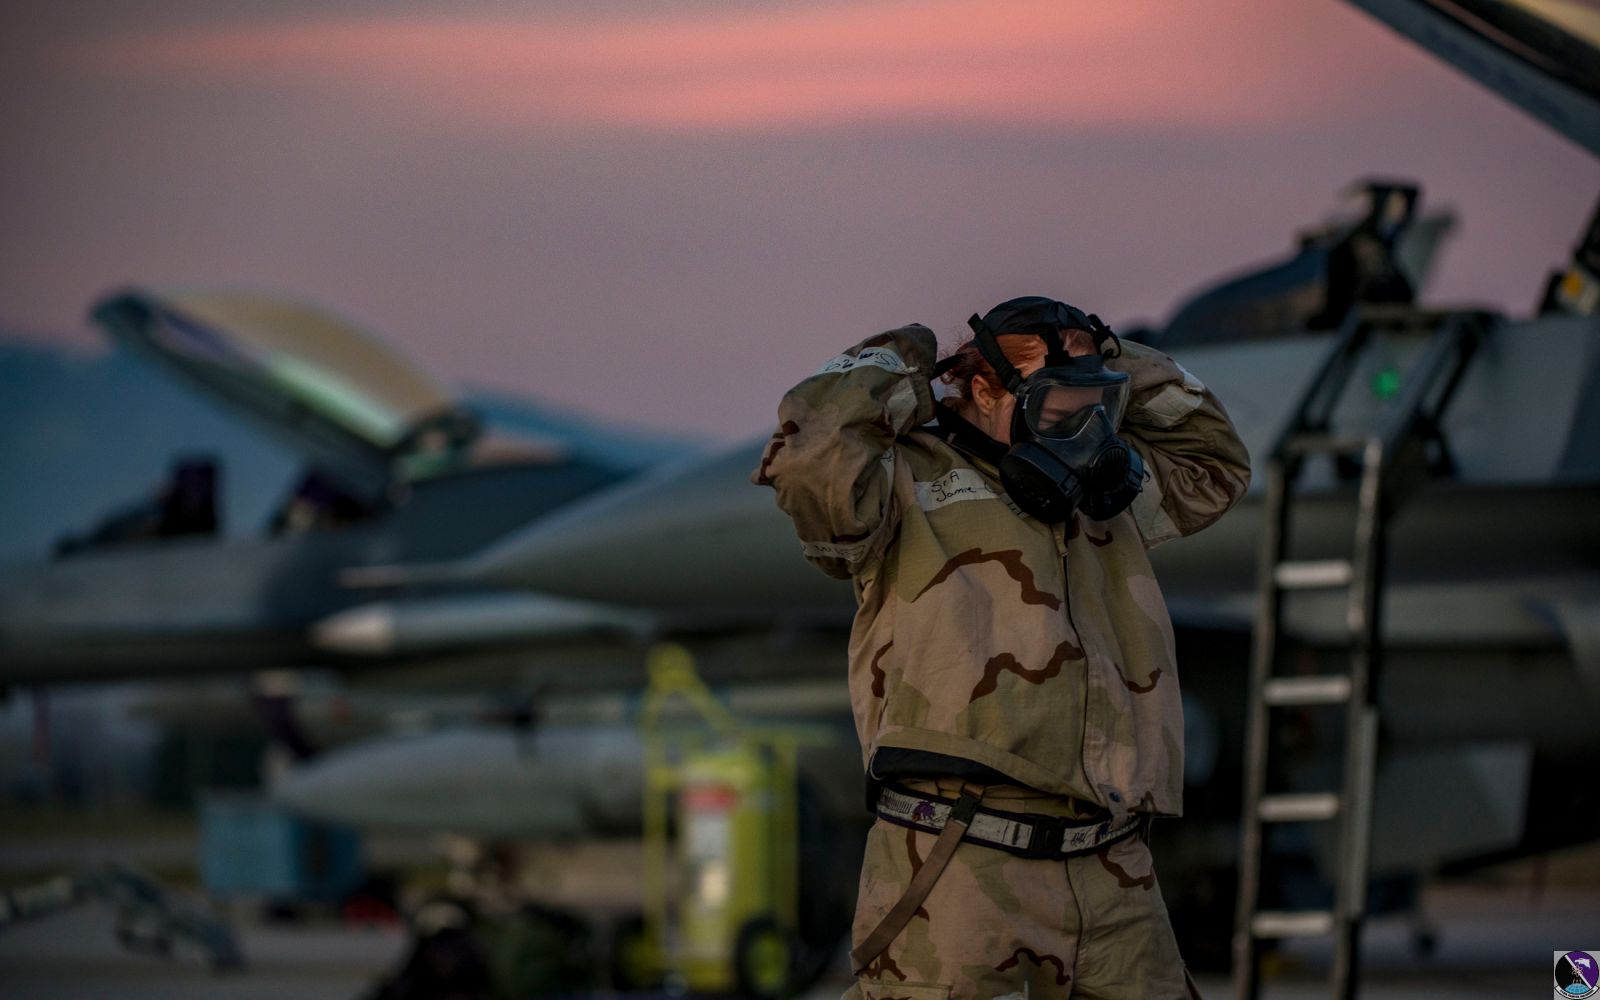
[1027,817,1065,857]
[949,789,983,826]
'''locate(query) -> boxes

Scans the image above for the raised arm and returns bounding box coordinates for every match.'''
[1109,339,1252,548]
[750,324,939,578]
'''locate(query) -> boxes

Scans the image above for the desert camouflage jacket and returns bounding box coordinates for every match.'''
[751,324,1250,817]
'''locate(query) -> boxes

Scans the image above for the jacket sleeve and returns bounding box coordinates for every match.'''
[1108,339,1252,549]
[750,324,939,579]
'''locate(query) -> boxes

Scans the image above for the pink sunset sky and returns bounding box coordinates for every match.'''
[1,0,1595,438]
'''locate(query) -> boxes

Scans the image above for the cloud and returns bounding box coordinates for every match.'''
[72,0,1433,133]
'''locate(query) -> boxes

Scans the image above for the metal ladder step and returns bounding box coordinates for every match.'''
[1252,910,1336,938]
[1258,792,1341,822]
[1263,675,1354,706]
[1274,559,1354,590]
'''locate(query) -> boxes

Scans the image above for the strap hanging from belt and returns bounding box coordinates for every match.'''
[850,783,985,974]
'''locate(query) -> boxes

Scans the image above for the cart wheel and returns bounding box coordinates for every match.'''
[609,914,662,991]
[735,916,798,1000]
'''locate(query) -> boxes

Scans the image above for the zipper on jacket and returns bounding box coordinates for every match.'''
[1062,537,1109,809]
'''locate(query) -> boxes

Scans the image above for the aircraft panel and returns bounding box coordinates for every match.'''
[1348,0,1600,155]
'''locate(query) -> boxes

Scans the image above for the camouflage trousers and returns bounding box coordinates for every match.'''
[846,781,1200,1000]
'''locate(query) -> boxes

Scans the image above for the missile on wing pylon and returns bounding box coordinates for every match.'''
[310,592,653,657]
[270,724,647,837]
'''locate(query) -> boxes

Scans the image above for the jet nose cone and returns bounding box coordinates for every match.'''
[457,438,848,615]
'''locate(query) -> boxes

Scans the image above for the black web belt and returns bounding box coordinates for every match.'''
[874,782,1143,859]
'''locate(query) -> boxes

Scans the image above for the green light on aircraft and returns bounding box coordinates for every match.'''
[1372,366,1402,401]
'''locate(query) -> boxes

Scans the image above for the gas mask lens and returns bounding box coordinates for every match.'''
[1022,376,1129,439]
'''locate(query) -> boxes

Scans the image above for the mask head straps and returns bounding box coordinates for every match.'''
[959,296,1119,389]
[931,296,1123,387]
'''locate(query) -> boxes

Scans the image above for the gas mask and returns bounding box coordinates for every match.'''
[934,296,1145,524]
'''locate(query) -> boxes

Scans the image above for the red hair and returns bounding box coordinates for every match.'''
[938,335,1046,401]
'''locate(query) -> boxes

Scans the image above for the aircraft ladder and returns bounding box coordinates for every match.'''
[1232,305,1489,1000]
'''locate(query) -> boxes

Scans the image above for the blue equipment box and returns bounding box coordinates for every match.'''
[200,793,363,901]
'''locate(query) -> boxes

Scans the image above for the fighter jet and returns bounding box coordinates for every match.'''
[0,289,689,684]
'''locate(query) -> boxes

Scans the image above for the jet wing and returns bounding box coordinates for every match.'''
[1346,0,1600,156]
[93,289,473,503]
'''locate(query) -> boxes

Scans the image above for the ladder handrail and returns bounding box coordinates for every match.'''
[1268,310,1371,463]
[1374,312,1488,513]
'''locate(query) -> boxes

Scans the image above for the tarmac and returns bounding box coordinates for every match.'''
[1,877,1596,999]
[2,814,1595,999]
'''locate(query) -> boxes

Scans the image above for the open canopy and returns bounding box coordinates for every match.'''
[94,289,475,502]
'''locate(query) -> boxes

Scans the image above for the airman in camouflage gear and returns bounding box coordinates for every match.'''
[752,315,1248,998]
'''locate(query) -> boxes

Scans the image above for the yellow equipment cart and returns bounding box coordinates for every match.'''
[631,643,810,999]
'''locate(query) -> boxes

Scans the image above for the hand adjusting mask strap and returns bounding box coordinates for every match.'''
[936,296,1145,524]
